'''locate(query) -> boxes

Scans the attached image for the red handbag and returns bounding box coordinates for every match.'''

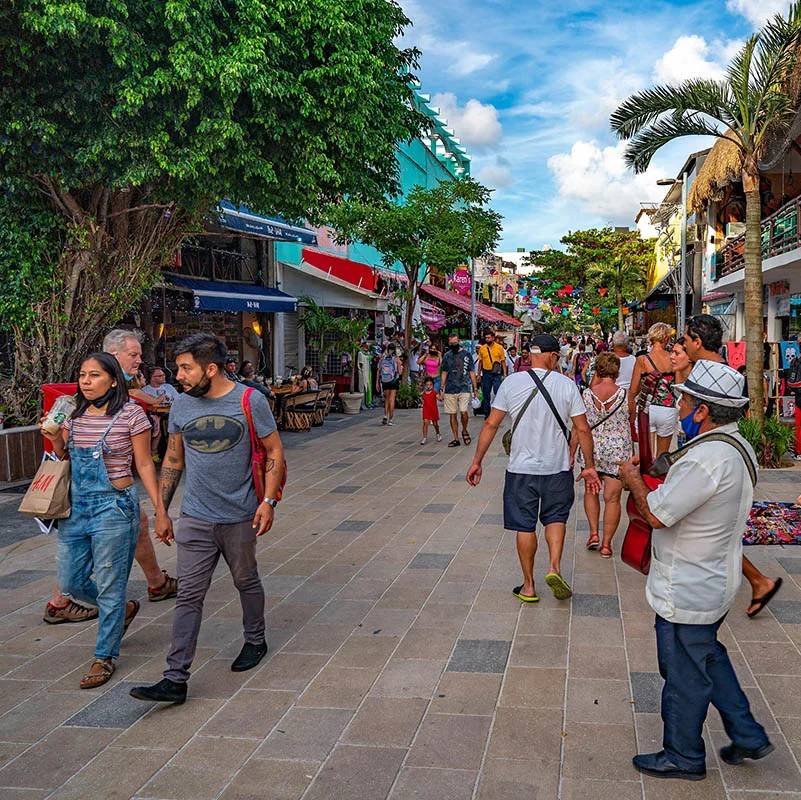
[621,407,657,575]
[242,388,287,502]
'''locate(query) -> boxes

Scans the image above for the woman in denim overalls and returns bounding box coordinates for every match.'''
[42,353,169,688]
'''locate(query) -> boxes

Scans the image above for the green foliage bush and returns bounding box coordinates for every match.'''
[395,380,421,409]
[738,415,795,467]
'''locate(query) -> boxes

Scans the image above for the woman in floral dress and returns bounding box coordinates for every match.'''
[571,353,632,558]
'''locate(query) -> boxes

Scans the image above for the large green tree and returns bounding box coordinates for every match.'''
[326,177,503,353]
[610,3,801,423]
[0,0,423,421]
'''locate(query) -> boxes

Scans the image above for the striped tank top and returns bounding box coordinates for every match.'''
[64,404,152,479]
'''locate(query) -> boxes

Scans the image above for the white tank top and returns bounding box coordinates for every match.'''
[615,355,636,391]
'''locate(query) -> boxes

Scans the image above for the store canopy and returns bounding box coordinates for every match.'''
[281,261,388,312]
[218,201,318,245]
[301,248,376,292]
[170,277,297,313]
[419,284,522,327]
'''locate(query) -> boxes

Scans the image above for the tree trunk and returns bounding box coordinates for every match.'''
[616,291,624,330]
[403,280,417,383]
[743,187,765,424]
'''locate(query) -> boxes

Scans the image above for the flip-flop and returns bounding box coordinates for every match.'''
[513,585,539,603]
[746,577,783,618]
[448,440,461,447]
[545,573,573,600]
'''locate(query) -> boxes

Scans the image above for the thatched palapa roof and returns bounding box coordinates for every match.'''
[687,135,743,211]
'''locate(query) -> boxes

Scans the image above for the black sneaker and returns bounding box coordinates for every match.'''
[719,741,774,765]
[231,640,268,672]
[129,678,187,704]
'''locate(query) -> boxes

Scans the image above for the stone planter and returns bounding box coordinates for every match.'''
[339,392,363,415]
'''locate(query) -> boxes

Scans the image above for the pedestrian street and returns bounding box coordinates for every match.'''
[1,408,800,799]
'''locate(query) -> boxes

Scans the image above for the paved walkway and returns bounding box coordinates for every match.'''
[1,409,800,799]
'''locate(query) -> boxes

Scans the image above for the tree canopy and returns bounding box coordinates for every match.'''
[0,0,425,419]
[327,177,503,347]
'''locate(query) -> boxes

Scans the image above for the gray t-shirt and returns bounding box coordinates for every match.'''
[168,382,277,523]
[441,348,473,394]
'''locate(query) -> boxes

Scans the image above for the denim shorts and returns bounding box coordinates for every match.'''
[503,470,575,532]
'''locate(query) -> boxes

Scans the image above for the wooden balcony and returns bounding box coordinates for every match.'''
[712,195,801,280]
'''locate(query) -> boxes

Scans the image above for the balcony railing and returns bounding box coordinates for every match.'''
[712,194,801,280]
[170,243,258,283]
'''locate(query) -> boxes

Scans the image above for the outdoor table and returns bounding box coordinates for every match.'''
[271,385,296,428]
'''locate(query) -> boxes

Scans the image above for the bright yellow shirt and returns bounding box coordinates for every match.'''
[478,342,506,371]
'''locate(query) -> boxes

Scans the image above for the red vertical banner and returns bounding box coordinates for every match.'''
[727,341,746,370]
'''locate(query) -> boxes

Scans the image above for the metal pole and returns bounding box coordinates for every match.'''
[679,173,688,335]
[470,257,476,354]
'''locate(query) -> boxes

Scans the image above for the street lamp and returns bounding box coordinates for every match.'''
[657,175,688,335]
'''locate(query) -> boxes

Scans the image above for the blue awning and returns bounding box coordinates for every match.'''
[170,277,297,313]
[218,201,317,245]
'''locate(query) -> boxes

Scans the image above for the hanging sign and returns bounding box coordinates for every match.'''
[452,269,472,296]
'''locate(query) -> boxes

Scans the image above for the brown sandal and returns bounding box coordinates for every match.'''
[80,658,115,689]
[123,600,140,635]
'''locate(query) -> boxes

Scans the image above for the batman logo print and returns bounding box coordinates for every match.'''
[182,416,244,454]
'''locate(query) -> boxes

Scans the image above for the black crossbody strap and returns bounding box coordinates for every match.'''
[509,370,540,442]
[529,370,568,440]
[661,432,757,486]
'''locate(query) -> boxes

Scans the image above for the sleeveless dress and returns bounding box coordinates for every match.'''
[577,387,632,478]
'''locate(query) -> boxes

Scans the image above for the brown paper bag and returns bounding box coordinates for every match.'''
[18,458,71,519]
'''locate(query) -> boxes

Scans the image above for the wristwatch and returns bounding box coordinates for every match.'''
[262,498,278,508]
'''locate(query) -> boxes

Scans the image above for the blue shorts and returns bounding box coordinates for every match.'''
[503,470,575,532]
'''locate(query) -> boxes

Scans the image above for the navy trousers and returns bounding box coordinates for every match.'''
[655,614,768,771]
[481,372,503,417]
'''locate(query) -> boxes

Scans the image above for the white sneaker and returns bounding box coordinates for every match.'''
[436,434,442,442]
[382,416,388,425]
[388,420,394,426]
[420,438,427,445]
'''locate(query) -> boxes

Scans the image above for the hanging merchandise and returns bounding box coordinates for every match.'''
[598,288,608,297]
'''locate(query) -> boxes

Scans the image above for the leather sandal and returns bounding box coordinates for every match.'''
[80,658,115,689]
[123,600,140,635]
[448,440,461,447]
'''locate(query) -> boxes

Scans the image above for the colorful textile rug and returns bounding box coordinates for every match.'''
[744,502,801,545]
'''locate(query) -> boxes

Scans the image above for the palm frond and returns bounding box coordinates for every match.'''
[727,36,758,134]
[750,17,801,127]
[623,113,728,174]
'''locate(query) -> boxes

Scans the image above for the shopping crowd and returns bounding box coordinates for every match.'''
[29,315,784,781]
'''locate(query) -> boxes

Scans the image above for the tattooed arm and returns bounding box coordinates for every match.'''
[154,433,185,545]
[251,430,285,536]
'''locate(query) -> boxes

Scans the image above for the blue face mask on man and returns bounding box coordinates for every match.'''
[680,404,703,440]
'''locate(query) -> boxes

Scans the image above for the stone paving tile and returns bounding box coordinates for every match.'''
[630,671,663,713]
[1,410,800,799]
[333,519,374,532]
[418,462,444,469]
[0,569,54,589]
[571,592,621,618]
[447,639,511,673]
[64,682,153,729]
[768,599,801,623]
[329,485,361,494]
[407,552,452,570]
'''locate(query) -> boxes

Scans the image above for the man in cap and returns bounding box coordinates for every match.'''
[468,334,601,602]
[620,361,773,781]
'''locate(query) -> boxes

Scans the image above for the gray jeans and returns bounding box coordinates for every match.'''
[165,515,265,683]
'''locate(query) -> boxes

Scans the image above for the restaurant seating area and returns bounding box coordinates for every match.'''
[270,381,338,432]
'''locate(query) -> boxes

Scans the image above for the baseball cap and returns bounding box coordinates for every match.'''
[530,334,560,353]
[225,356,237,364]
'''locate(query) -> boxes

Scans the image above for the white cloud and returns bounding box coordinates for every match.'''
[547,140,663,221]
[726,0,790,27]
[432,92,503,149]
[652,35,744,84]
[416,32,496,76]
[477,157,514,190]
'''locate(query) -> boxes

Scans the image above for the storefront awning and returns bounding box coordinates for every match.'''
[301,248,376,292]
[419,284,522,327]
[218,201,318,245]
[281,261,388,311]
[170,277,297,313]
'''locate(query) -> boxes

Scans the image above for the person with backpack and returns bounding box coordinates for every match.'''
[377,344,402,426]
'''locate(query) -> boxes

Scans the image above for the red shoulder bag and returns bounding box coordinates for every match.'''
[242,388,286,502]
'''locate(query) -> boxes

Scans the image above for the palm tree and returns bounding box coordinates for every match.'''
[610,4,801,423]
[586,255,648,330]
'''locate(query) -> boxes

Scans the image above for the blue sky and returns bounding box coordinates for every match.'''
[397,0,791,250]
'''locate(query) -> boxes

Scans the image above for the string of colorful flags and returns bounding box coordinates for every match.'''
[516,279,615,319]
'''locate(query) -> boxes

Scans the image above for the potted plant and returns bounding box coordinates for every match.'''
[333,316,369,414]
[297,296,336,382]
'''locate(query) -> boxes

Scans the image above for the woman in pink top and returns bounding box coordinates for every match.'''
[418,345,442,392]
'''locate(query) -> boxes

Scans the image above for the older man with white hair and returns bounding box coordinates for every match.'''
[620,360,773,781]
[611,330,636,392]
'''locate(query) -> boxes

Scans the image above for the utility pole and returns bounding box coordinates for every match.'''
[470,257,476,354]
[679,170,688,335]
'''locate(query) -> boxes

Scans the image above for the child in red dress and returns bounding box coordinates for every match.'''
[421,376,442,445]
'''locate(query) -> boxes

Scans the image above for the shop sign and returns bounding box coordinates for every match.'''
[778,295,791,317]
[451,269,472,296]
[770,280,790,296]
